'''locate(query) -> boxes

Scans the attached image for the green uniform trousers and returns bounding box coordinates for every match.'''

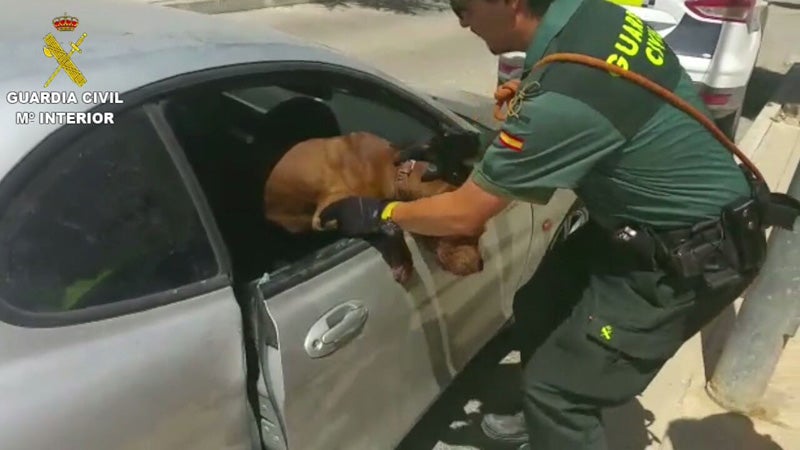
[512,220,753,450]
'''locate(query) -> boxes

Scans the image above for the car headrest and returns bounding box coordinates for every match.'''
[259,96,342,149]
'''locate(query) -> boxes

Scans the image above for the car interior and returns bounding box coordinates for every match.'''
[161,72,484,292]
[164,82,348,284]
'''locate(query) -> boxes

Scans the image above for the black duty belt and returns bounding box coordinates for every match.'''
[609,164,800,292]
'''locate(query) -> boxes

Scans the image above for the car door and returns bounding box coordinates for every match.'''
[0,106,254,450]
[322,79,535,373]
[427,88,579,336]
[227,68,533,450]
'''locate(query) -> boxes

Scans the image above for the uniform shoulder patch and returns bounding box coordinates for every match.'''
[495,80,540,152]
[497,130,525,152]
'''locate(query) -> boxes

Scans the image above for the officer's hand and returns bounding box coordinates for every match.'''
[319,197,401,237]
[494,79,521,121]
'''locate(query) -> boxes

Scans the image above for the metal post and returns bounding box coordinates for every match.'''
[706,147,800,414]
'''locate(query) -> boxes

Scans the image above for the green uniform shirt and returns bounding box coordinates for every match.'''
[471,0,750,230]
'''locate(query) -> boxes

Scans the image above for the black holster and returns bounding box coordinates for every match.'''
[740,163,800,232]
[652,198,765,291]
[611,164,800,291]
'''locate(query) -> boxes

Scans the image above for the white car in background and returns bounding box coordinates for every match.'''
[497,0,770,139]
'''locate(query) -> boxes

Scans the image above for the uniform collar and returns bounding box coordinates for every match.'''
[524,0,584,71]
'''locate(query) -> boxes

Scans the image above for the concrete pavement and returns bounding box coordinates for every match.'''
[220,3,499,98]
[655,93,800,450]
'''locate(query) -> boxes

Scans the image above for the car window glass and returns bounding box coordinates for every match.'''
[325,87,436,145]
[0,107,219,314]
[231,79,437,147]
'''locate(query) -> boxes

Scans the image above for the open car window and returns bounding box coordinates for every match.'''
[227,81,438,147]
[160,67,446,284]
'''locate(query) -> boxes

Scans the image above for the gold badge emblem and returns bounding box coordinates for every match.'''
[43,13,88,88]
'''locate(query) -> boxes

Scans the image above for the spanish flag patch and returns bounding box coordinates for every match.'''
[497,130,524,152]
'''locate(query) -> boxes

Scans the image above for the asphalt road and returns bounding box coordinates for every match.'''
[218,4,799,449]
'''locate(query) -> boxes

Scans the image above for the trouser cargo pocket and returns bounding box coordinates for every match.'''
[585,312,688,362]
[583,271,696,362]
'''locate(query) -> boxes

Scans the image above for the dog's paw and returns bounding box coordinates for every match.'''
[312,214,337,232]
[390,262,414,284]
[441,258,484,276]
[435,239,484,276]
[366,233,415,284]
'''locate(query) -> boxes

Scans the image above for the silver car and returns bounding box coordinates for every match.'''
[0,2,585,449]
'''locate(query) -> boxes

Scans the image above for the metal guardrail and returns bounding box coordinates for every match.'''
[705,63,800,414]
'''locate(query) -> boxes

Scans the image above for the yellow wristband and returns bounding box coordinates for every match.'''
[380,201,400,221]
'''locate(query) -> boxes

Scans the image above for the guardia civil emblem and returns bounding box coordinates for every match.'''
[43,13,88,88]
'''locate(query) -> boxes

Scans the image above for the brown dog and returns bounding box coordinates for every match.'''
[263,131,483,283]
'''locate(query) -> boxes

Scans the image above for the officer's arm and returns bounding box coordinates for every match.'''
[391,179,509,236]
[390,91,626,236]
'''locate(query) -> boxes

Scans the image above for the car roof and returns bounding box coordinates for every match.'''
[1,0,428,176]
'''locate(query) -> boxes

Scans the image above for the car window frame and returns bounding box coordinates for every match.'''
[0,101,232,328]
[147,60,477,298]
[159,62,456,136]
[0,60,478,328]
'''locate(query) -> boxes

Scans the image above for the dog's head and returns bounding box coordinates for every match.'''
[394,131,479,186]
[393,159,456,201]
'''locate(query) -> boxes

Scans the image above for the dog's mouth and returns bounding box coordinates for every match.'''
[393,160,417,201]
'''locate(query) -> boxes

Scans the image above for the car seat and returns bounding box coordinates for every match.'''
[163,92,346,282]
[226,95,345,281]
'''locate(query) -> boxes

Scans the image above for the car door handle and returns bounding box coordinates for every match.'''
[304,301,368,358]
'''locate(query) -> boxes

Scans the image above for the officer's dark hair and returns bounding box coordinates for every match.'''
[525,0,554,16]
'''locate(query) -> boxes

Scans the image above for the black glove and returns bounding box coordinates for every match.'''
[319,197,401,237]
